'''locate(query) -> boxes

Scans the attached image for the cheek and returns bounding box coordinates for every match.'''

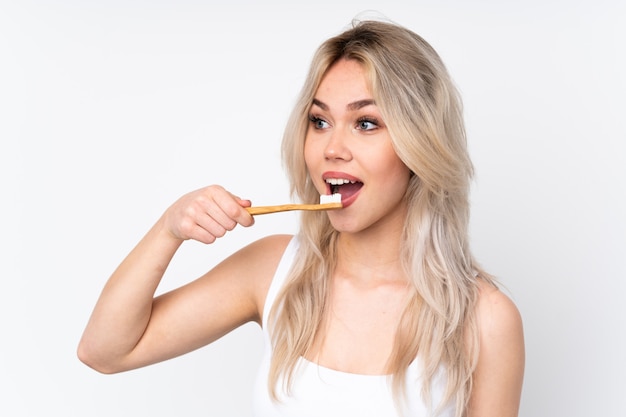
[374,144,410,176]
[381,154,412,191]
[393,158,411,178]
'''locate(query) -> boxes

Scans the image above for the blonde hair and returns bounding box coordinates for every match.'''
[270,19,494,416]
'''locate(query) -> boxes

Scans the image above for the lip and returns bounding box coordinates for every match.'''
[322,171,362,182]
[322,171,362,208]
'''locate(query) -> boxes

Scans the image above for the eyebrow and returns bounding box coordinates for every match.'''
[311,98,376,112]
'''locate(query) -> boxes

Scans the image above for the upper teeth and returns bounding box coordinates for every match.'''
[325,178,356,185]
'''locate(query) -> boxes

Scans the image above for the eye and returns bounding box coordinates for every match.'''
[355,117,379,132]
[308,115,330,130]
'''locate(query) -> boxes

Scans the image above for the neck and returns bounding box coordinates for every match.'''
[334,219,407,285]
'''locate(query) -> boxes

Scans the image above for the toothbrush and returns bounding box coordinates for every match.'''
[246,193,342,216]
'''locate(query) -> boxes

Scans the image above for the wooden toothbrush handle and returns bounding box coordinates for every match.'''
[246,203,341,215]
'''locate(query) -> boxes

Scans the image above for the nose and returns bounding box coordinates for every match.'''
[323,127,352,161]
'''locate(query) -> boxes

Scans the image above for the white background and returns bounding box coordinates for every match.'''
[1,1,625,416]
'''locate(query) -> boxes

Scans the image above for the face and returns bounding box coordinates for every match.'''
[304,59,412,233]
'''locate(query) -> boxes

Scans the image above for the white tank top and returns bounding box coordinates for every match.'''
[251,237,455,417]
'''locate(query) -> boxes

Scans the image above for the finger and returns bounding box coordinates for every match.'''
[207,206,236,230]
[224,190,254,225]
[190,197,244,241]
[196,217,228,241]
[236,199,255,227]
[189,225,218,244]
[211,192,254,228]
[236,198,252,208]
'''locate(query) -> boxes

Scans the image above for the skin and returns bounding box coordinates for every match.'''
[468,282,525,417]
[303,59,414,373]
[77,186,290,372]
[306,60,524,416]
[78,58,524,416]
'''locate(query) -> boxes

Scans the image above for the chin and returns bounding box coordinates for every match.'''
[326,215,362,234]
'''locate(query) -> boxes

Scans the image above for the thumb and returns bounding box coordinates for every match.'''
[237,198,252,208]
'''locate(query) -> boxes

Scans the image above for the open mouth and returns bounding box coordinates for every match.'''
[325,178,363,200]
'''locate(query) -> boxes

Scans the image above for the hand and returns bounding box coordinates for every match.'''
[161,185,254,244]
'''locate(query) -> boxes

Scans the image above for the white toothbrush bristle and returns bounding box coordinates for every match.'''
[319,193,342,204]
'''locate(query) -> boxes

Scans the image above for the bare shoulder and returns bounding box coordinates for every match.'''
[222,234,293,272]
[475,279,524,336]
[468,279,525,417]
[216,234,294,319]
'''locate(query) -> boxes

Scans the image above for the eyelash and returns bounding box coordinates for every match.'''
[355,117,379,131]
[308,115,329,130]
[307,115,380,131]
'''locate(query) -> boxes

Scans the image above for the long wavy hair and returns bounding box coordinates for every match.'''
[268,19,494,417]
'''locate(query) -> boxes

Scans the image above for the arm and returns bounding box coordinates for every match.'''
[466,283,525,417]
[77,185,289,374]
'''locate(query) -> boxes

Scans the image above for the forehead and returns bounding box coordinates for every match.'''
[315,59,374,106]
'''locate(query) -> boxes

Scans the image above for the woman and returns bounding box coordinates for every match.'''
[78,19,524,417]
